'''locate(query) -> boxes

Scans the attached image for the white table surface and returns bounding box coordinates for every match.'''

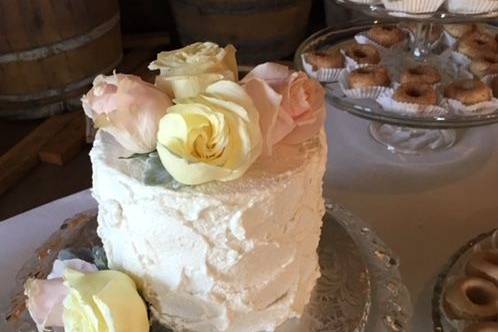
[1,106,498,331]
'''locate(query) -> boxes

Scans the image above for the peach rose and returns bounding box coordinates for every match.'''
[242,63,325,155]
[82,73,172,154]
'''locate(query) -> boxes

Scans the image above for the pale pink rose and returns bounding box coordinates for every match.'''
[24,259,97,331]
[242,63,325,155]
[82,73,172,153]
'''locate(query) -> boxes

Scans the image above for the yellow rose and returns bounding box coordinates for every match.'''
[149,42,238,98]
[63,269,149,332]
[157,80,262,185]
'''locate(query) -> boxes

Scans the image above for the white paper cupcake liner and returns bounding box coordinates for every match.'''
[348,0,381,4]
[482,73,498,86]
[449,50,472,69]
[442,31,458,49]
[381,0,445,14]
[301,54,344,82]
[376,90,448,116]
[446,0,498,14]
[339,70,392,99]
[354,33,408,51]
[443,98,498,114]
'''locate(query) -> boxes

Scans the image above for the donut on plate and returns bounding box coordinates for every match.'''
[470,54,498,78]
[366,26,407,48]
[458,30,498,60]
[443,277,498,321]
[305,50,345,70]
[347,66,391,89]
[463,322,498,332]
[344,43,381,65]
[444,79,492,105]
[491,77,498,98]
[466,250,498,286]
[401,65,441,85]
[393,83,438,105]
[444,24,482,39]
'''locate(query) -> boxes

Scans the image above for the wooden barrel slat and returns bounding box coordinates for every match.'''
[0,0,122,120]
[0,2,30,52]
[170,0,311,63]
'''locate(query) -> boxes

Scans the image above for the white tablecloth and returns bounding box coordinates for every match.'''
[1,106,498,331]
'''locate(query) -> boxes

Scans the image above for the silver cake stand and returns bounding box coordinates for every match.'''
[296,2,498,155]
[0,204,411,332]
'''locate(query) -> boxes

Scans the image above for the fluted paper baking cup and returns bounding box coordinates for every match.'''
[355,33,408,51]
[301,55,344,82]
[449,51,472,69]
[382,0,445,13]
[443,98,498,114]
[482,73,498,86]
[339,70,392,99]
[376,90,447,116]
[442,31,458,49]
[348,0,381,4]
[446,0,498,14]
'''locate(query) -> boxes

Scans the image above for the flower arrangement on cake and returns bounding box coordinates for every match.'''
[24,42,328,332]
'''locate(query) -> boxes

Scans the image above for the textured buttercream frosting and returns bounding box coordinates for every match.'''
[90,130,327,332]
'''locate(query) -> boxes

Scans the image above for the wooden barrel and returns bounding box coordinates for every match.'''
[119,0,174,34]
[169,0,312,64]
[0,0,123,120]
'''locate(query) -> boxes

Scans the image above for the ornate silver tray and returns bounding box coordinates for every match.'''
[0,204,411,332]
[432,228,498,332]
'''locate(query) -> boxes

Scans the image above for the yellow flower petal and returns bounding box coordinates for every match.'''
[63,269,149,332]
[157,81,262,185]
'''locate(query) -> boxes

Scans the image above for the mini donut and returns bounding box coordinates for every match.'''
[464,322,498,332]
[344,43,381,65]
[443,277,498,320]
[367,26,407,48]
[470,54,498,78]
[491,77,498,98]
[444,24,480,39]
[401,65,441,85]
[466,250,498,286]
[393,83,438,105]
[444,79,492,105]
[305,50,345,70]
[347,66,391,89]
[458,31,498,60]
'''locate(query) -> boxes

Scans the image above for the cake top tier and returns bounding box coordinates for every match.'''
[83,42,326,187]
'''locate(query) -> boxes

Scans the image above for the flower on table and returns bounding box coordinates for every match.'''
[82,73,172,154]
[149,42,238,98]
[242,62,325,155]
[156,80,263,185]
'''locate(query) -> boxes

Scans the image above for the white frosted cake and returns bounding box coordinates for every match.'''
[22,43,328,332]
[91,127,327,331]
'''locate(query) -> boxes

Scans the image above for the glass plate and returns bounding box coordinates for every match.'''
[334,0,498,22]
[432,228,498,331]
[295,24,498,129]
[1,204,412,332]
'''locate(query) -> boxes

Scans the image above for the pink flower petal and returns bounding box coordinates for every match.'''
[25,278,67,329]
[244,78,285,155]
[241,62,290,90]
[283,106,326,144]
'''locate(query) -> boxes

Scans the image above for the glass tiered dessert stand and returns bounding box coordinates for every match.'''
[295,1,498,154]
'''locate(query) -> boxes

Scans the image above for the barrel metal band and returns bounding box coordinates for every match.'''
[0,14,120,63]
[0,54,122,102]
